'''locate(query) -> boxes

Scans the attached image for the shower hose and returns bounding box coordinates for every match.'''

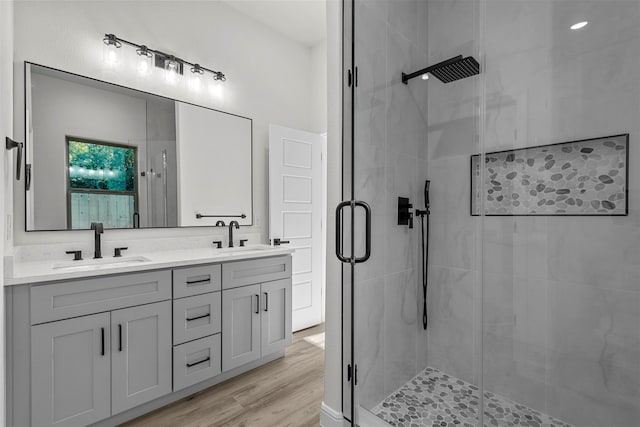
[420,208,430,330]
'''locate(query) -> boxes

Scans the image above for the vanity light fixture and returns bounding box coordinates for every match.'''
[189,64,204,92]
[570,21,588,30]
[136,45,153,76]
[102,33,226,86]
[102,34,121,68]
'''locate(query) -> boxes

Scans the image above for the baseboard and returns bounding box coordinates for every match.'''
[320,402,345,427]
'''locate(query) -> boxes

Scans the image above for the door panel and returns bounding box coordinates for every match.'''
[222,284,261,371]
[269,124,324,331]
[31,313,111,427]
[111,301,172,414]
[261,278,292,356]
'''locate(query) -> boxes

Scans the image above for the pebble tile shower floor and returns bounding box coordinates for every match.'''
[372,367,573,427]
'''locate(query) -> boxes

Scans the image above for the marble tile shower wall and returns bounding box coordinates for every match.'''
[352,0,430,410]
[431,1,640,426]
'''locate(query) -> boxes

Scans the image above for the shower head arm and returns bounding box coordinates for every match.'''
[402,55,463,84]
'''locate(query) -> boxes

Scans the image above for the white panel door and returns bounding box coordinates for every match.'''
[269,124,323,332]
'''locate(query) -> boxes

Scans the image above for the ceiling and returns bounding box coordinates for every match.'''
[224,0,326,47]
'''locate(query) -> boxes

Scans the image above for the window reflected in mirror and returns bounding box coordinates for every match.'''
[67,138,137,229]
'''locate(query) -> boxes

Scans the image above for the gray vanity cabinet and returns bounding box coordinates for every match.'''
[31,312,111,427]
[111,300,172,414]
[222,283,262,370]
[261,278,292,356]
[221,256,292,372]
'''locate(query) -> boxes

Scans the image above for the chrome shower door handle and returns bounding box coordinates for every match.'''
[353,201,371,263]
[335,200,372,264]
[335,200,351,263]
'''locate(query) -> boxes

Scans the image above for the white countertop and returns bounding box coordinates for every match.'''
[6,245,294,286]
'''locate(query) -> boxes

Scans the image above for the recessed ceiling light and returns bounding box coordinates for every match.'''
[421,73,429,80]
[570,21,588,30]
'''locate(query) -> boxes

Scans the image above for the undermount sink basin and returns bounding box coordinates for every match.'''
[53,256,151,270]
[216,245,273,254]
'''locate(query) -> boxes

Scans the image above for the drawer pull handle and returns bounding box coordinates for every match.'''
[264,292,268,312]
[186,357,211,368]
[100,327,105,356]
[118,324,123,352]
[186,313,211,322]
[186,278,211,285]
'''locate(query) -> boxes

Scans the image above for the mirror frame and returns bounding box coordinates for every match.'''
[23,61,254,232]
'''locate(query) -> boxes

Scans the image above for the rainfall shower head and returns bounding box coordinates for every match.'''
[402,55,480,84]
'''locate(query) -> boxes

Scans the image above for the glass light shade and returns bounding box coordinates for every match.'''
[209,78,224,99]
[137,52,153,76]
[164,58,180,84]
[188,68,203,92]
[103,42,120,68]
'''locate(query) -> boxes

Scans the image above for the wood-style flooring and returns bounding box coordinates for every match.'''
[121,324,325,427]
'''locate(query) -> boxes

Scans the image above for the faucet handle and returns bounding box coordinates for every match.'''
[239,239,249,247]
[114,247,128,257]
[212,240,223,249]
[65,250,83,261]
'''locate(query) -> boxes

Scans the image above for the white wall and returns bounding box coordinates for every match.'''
[0,1,13,423]
[311,40,328,134]
[13,0,321,247]
[29,71,148,230]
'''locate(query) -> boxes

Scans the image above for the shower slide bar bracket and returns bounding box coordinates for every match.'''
[402,55,480,84]
[335,200,371,264]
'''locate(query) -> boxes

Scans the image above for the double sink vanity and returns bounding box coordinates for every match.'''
[6,241,294,427]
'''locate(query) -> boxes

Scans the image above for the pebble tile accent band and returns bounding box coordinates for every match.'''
[471,134,628,216]
[372,367,573,427]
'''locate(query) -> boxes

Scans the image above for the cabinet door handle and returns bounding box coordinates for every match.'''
[186,357,210,368]
[186,313,210,322]
[100,327,105,356]
[264,292,268,312]
[118,324,123,352]
[186,277,210,285]
[255,294,260,314]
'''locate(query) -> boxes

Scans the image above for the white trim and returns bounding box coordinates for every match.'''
[320,402,345,427]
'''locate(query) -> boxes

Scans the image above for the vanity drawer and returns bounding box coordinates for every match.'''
[173,334,221,391]
[173,264,221,298]
[222,255,291,289]
[30,270,171,325]
[173,292,221,345]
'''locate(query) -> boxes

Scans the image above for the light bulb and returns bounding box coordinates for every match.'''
[421,73,429,80]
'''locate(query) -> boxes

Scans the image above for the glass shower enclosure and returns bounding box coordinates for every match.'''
[339,0,640,426]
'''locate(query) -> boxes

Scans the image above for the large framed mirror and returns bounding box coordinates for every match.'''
[25,62,253,231]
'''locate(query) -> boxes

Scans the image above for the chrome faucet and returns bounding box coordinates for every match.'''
[90,222,104,259]
[228,221,240,248]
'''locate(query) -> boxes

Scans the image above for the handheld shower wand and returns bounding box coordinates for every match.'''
[415,180,431,330]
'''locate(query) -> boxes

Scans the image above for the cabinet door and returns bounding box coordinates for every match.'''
[111,301,172,414]
[222,284,261,371]
[32,313,110,427]
[261,278,292,356]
